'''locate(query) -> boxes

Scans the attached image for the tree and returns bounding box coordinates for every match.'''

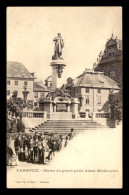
[17,119,25,132]
[6,118,12,133]
[109,93,122,122]
[7,91,26,123]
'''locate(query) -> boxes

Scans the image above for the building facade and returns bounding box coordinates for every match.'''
[94,34,122,87]
[33,82,50,108]
[7,61,51,110]
[66,69,120,115]
[7,61,35,101]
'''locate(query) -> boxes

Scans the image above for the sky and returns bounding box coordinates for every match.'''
[7,7,122,87]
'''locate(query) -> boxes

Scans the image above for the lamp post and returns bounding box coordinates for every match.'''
[22,85,29,106]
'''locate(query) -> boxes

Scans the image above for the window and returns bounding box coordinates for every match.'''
[7,80,10,85]
[34,102,38,106]
[109,53,111,56]
[7,90,10,96]
[86,97,90,104]
[86,88,89,93]
[45,81,48,86]
[97,89,101,94]
[40,93,45,98]
[50,83,52,87]
[110,71,115,77]
[24,81,28,85]
[34,92,38,98]
[86,109,89,112]
[97,97,101,105]
[98,109,101,112]
[15,81,18,85]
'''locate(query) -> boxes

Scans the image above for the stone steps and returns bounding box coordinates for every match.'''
[41,121,99,124]
[36,128,108,131]
[35,128,108,135]
[38,121,104,128]
[38,125,103,128]
[30,119,108,135]
[45,120,96,123]
[41,121,101,126]
[37,126,106,129]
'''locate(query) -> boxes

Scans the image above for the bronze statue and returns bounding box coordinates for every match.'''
[46,85,71,99]
[55,85,71,98]
[52,33,64,60]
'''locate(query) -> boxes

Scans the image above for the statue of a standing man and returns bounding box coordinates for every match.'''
[52,33,64,60]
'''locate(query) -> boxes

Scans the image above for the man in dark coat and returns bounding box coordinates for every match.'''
[68,128,74,140]
[33,137,39,163]
[33,132,38,141]
[51,140,58,158]
[64,136,69,147]
[37,137,43,164]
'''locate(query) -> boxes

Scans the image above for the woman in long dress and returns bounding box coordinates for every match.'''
[41,137,48,164]
[7,136,17,166]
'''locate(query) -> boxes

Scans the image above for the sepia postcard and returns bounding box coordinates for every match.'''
[6,6,122,188]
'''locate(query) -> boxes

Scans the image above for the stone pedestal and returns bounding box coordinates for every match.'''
[51,112,72,120]
[70,98,80,119]
[50,60,66,91]
[44,102,53,118]
[53,104,56,112]
[86,111,89,119]
[67,105,70,112]
[92,112,96,121]
[39,98,53,118]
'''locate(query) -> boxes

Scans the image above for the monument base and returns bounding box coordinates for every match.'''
[50,59,67,82]
[50,112,72,120]
[50,59,66,66]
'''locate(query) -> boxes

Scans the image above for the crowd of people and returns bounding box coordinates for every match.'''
[6,128,75,166]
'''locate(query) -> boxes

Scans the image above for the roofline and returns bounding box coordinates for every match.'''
[76,71,105,79]
[7,76,35,80]
[45,76,52,80]
[33,90,50,92]
[76,72,85,79]
[73,85,120,90]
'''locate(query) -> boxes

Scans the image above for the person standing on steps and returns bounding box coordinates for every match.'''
[68,128,74,140]
[41,136,48,164]
[28,137,34,163]
[64,136,69,147]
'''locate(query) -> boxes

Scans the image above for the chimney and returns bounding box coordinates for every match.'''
[31,72,35,77]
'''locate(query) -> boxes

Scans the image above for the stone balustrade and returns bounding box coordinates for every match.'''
[79,111,110,119]
[22,111,47,118]
[22,110,110,120]
[95,112,110,118]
